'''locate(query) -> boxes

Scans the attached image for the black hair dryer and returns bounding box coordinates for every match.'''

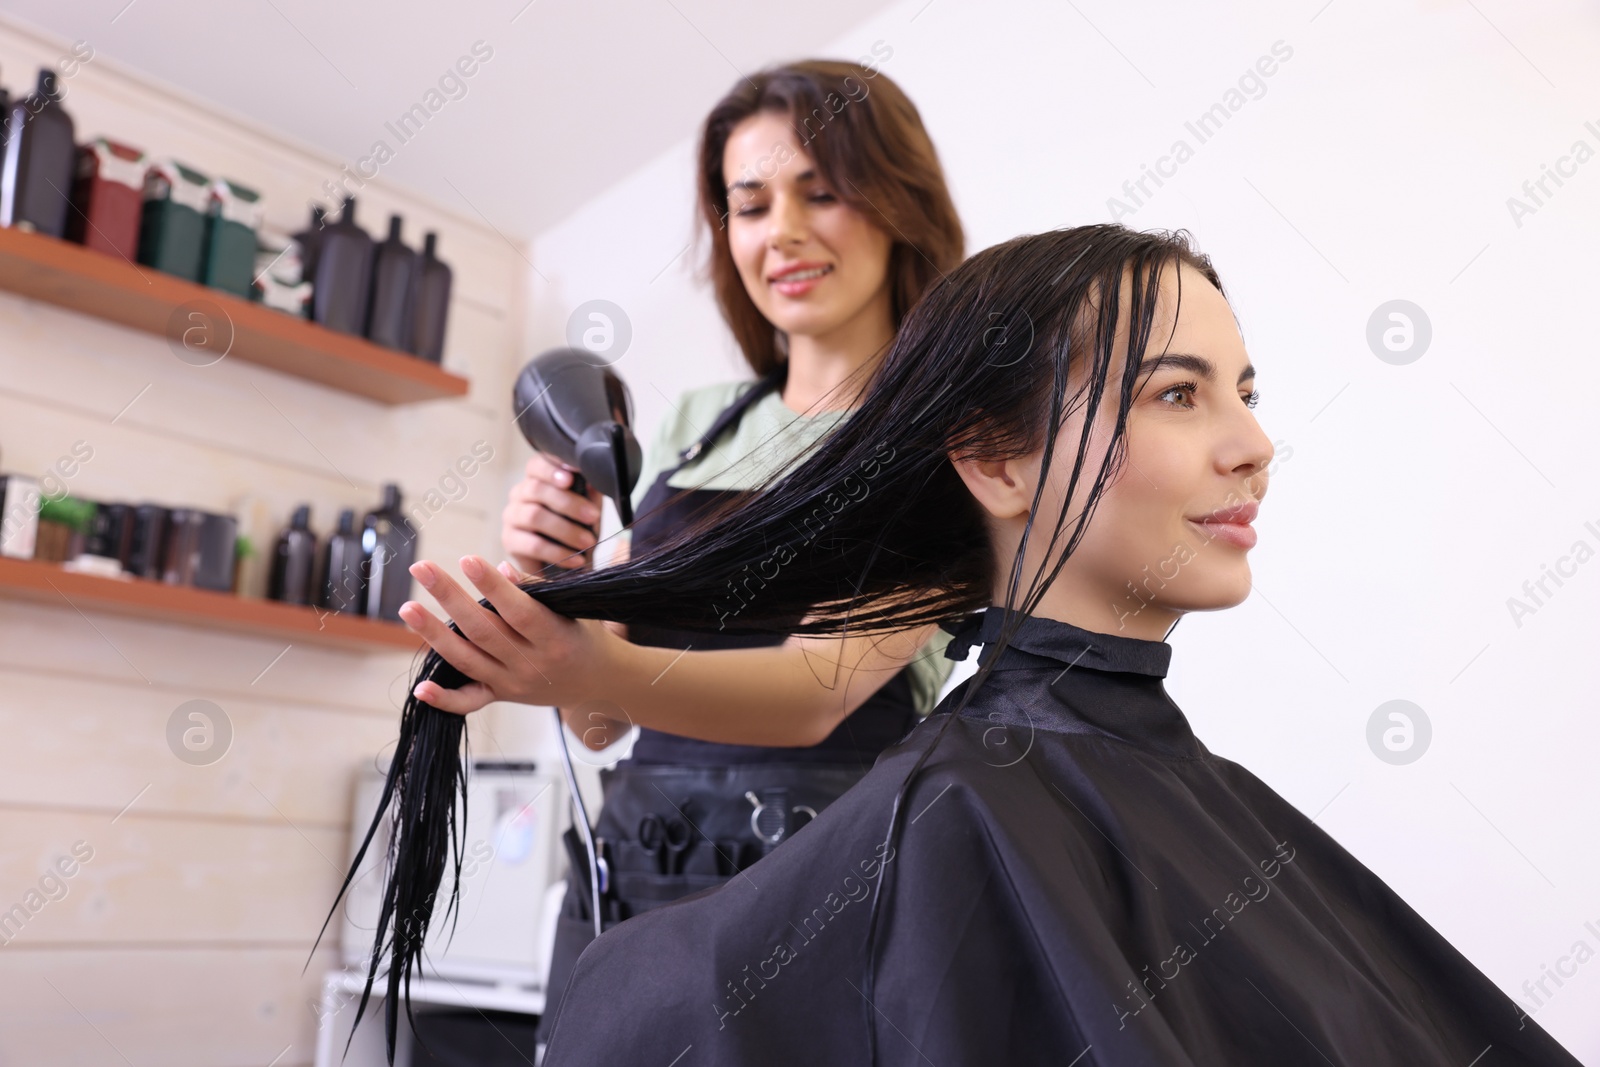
[512,347,642,573]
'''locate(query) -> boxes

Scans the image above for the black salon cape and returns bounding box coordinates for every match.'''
[540,611,1580,1066]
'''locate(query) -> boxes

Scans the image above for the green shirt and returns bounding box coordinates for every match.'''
[622,379,954,715]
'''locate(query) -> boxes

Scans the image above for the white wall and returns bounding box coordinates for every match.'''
[526,0,1600,1058]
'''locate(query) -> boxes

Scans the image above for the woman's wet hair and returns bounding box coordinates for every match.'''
[318,222,1227,1060]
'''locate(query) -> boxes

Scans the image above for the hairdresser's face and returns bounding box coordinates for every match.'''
[722,112,895,345]
[1030,262,1275,639]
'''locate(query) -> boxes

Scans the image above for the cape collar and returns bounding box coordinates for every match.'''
[941,607,1199,758]
[942,606,1174,678]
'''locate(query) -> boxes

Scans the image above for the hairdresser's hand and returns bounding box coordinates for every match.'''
[500,551,629,640]
[501,452,604,574]
[399,555,621,714]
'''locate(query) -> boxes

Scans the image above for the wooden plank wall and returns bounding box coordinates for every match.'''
[0,17,550,1065]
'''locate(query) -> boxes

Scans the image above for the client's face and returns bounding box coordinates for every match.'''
[1030,260,1275,639]
[721,111,895,346]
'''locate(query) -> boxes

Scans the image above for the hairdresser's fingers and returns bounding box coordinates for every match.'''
[529,453,606,522]
[397,596,510,683]
[501,499,596,564]
[527,453,605,507]
[405,561,527,670]
[502,455,600,570]
[412,677,496,716]
[528,478,602,540]
[524,453,606,524]
[473,559,620,697]
[501,526,569,575]
[464,554,576,648]
[425,561,534,666]
[503,497,598,556]
[497,558,534,584]
[398,605,512,698]
[522,450,569,488]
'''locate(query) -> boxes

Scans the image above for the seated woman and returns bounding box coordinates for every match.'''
[353,223,1582,1065]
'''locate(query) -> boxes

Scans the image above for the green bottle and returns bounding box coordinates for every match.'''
[137,160,210,281]
[202,177,262,298]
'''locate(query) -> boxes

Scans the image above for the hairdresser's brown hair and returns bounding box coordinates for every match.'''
[695,59,965,375]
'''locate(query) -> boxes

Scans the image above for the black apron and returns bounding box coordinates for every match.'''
[537,366,924,1042]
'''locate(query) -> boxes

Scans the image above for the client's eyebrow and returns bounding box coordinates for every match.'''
[1137,353,1256,386]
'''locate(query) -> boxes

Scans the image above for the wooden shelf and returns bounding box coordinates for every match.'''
[0,556,423,653]
[0,225,469,405]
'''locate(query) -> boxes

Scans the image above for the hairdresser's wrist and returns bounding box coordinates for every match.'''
[589,624,657,709]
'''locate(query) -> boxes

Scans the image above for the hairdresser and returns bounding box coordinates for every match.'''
[396,59,963,1040]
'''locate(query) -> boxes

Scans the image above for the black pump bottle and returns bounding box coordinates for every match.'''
[310,196,374,336]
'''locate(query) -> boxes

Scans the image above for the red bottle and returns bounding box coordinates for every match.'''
[67,137,147,261]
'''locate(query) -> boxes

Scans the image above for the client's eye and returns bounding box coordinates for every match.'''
[1157,383,1263,410]
[1158,381,1199,409]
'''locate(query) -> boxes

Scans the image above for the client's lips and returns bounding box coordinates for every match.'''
[1191,501,1258,525]
[1187,500,1259,549]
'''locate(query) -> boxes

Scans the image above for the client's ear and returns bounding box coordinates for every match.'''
[948,450,1036,520]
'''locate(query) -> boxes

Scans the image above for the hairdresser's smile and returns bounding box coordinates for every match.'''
[768,260,834,296]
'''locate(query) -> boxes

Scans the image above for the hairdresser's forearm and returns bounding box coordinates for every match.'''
[595,642,849,748]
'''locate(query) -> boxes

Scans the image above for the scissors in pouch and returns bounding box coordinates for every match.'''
[638,813,694,876]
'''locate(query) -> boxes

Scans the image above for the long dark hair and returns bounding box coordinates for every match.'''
[320,222,1225,1059]
[695,59,966,375]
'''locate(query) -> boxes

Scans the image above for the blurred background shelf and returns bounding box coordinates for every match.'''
[0,225,469,405]
[0,555,423,653]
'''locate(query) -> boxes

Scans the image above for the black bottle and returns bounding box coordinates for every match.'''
[193,512,239,593]
[317,507,364,614]
[161,508,205,586]
[408,232,452,363]
[127,504,169,579]
[361,483,415,622]
[291,203,327,308]
[311,196,373,336]
[365,213,417,350]
[83,502,134,571]
[1,69,78,237]
[268,504,317,605]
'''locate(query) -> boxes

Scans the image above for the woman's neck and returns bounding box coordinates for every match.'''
[779,298,895,415]
[1001,575,1182,643]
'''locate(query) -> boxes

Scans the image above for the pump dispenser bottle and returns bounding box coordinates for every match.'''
[311,196,374,335]
[361,484,415,622]
[1,69,78,236]
[365,213,417,350]
[268,505,317,605]
[408,232,453,363]
[317,507,364,614]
